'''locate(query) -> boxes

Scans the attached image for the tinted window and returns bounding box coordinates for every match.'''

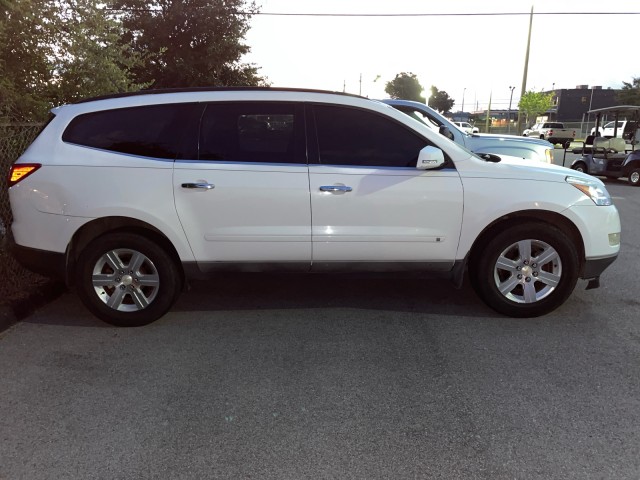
[394,106,440,129]
[314,105,428,167]
[62,104,197,159]
[199,103,304,163]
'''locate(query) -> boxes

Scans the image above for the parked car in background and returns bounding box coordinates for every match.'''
[591,121,626,138]
[9,88,619,325]
[590,119,639,142]
[383,99,555,163]
[452,121,479,134]
[522,122,576,146]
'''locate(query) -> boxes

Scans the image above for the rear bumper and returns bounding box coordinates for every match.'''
[8,231,66,280]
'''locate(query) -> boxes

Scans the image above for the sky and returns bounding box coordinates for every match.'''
[243,0,639,112]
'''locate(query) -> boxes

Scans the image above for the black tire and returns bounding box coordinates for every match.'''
[628,168,640,186]
[572,161,588,173]
[470,223,579,318]
[76,233,181,326]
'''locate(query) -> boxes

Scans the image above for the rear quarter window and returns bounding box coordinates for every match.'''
[62,103,198,159]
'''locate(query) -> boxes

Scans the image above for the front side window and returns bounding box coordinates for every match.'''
[199,102,304,164]
[313,105,428,167]
[62,104,197,159]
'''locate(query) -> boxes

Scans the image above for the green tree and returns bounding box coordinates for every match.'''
[518,90,554,125]
[51,0,149,105]
[618,76,640,105]
[113,0,267,88]
[0,0,57,121]
[428,86,455,114]
[0,0,144,122]
[384,72,425,102]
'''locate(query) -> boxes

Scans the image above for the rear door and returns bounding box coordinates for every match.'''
[307,104,464,271]
[173,102,311,272]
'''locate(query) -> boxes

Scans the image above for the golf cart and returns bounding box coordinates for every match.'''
[567,105,640,186]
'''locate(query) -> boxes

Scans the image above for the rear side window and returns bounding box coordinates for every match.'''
[199,102,304,164]
[62,104,197,159]
[313,105,428,167]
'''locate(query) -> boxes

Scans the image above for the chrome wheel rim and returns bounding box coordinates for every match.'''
[574,165,585,172]
[91,248,159,312]
[630,171,640,184]
[493,239,562,304]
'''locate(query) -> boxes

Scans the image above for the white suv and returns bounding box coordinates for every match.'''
[453,121,479,134]
[8,88,621,326]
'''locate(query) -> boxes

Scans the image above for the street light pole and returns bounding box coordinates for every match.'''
[507,86,515,134]
[461,87,466,113]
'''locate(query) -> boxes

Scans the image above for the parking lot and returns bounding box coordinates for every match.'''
[1,180,639,479]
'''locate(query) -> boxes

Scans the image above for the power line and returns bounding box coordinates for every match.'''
[100,8,640,17]
[249,11,640,17]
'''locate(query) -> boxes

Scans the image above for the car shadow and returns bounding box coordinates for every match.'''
[175,273,489,315]
[24,273,498,328]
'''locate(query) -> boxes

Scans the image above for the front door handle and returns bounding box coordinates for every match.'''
[181,182,215,190]
[319,185,352,193]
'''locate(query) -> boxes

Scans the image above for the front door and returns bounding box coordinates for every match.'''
[308,104,463,270]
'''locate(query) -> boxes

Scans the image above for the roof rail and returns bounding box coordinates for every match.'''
[74,86,367,104]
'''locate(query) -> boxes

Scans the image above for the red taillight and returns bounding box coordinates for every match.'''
[8,163,41,187]
[548,129,554,136]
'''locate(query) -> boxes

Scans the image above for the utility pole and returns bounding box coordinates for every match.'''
[516,5,534,134]
[507,86,516,134]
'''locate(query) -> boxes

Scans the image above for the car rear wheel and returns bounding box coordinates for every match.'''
[76,233,181,326]
[471,223,579,317]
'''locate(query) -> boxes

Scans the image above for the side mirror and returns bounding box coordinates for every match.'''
[439,125,455,140]
[416,146,445,170]
[478,153,502,163]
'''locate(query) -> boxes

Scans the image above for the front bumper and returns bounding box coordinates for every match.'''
[582,254,618,280]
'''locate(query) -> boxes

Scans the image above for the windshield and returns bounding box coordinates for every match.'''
[409,109,469,136]
[389,104,506,162]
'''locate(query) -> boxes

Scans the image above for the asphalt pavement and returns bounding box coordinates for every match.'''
[0,181,638,479]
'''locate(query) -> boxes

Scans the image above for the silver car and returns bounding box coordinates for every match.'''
[382,99,555,164]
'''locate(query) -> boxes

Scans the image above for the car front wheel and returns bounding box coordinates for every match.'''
[76,233,181,326]
[471,223,579,317]
[628,168,640,186]
[572,162,588,173]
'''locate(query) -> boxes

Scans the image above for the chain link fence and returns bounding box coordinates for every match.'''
[0,124,49,304]
[480,121,595,139]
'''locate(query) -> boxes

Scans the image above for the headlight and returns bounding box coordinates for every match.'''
[566,176,612,206]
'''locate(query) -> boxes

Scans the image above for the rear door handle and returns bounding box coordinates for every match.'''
[319,185,352,193]
[181,182,215,190]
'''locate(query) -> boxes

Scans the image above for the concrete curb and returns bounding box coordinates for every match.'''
[0,281,67,333]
